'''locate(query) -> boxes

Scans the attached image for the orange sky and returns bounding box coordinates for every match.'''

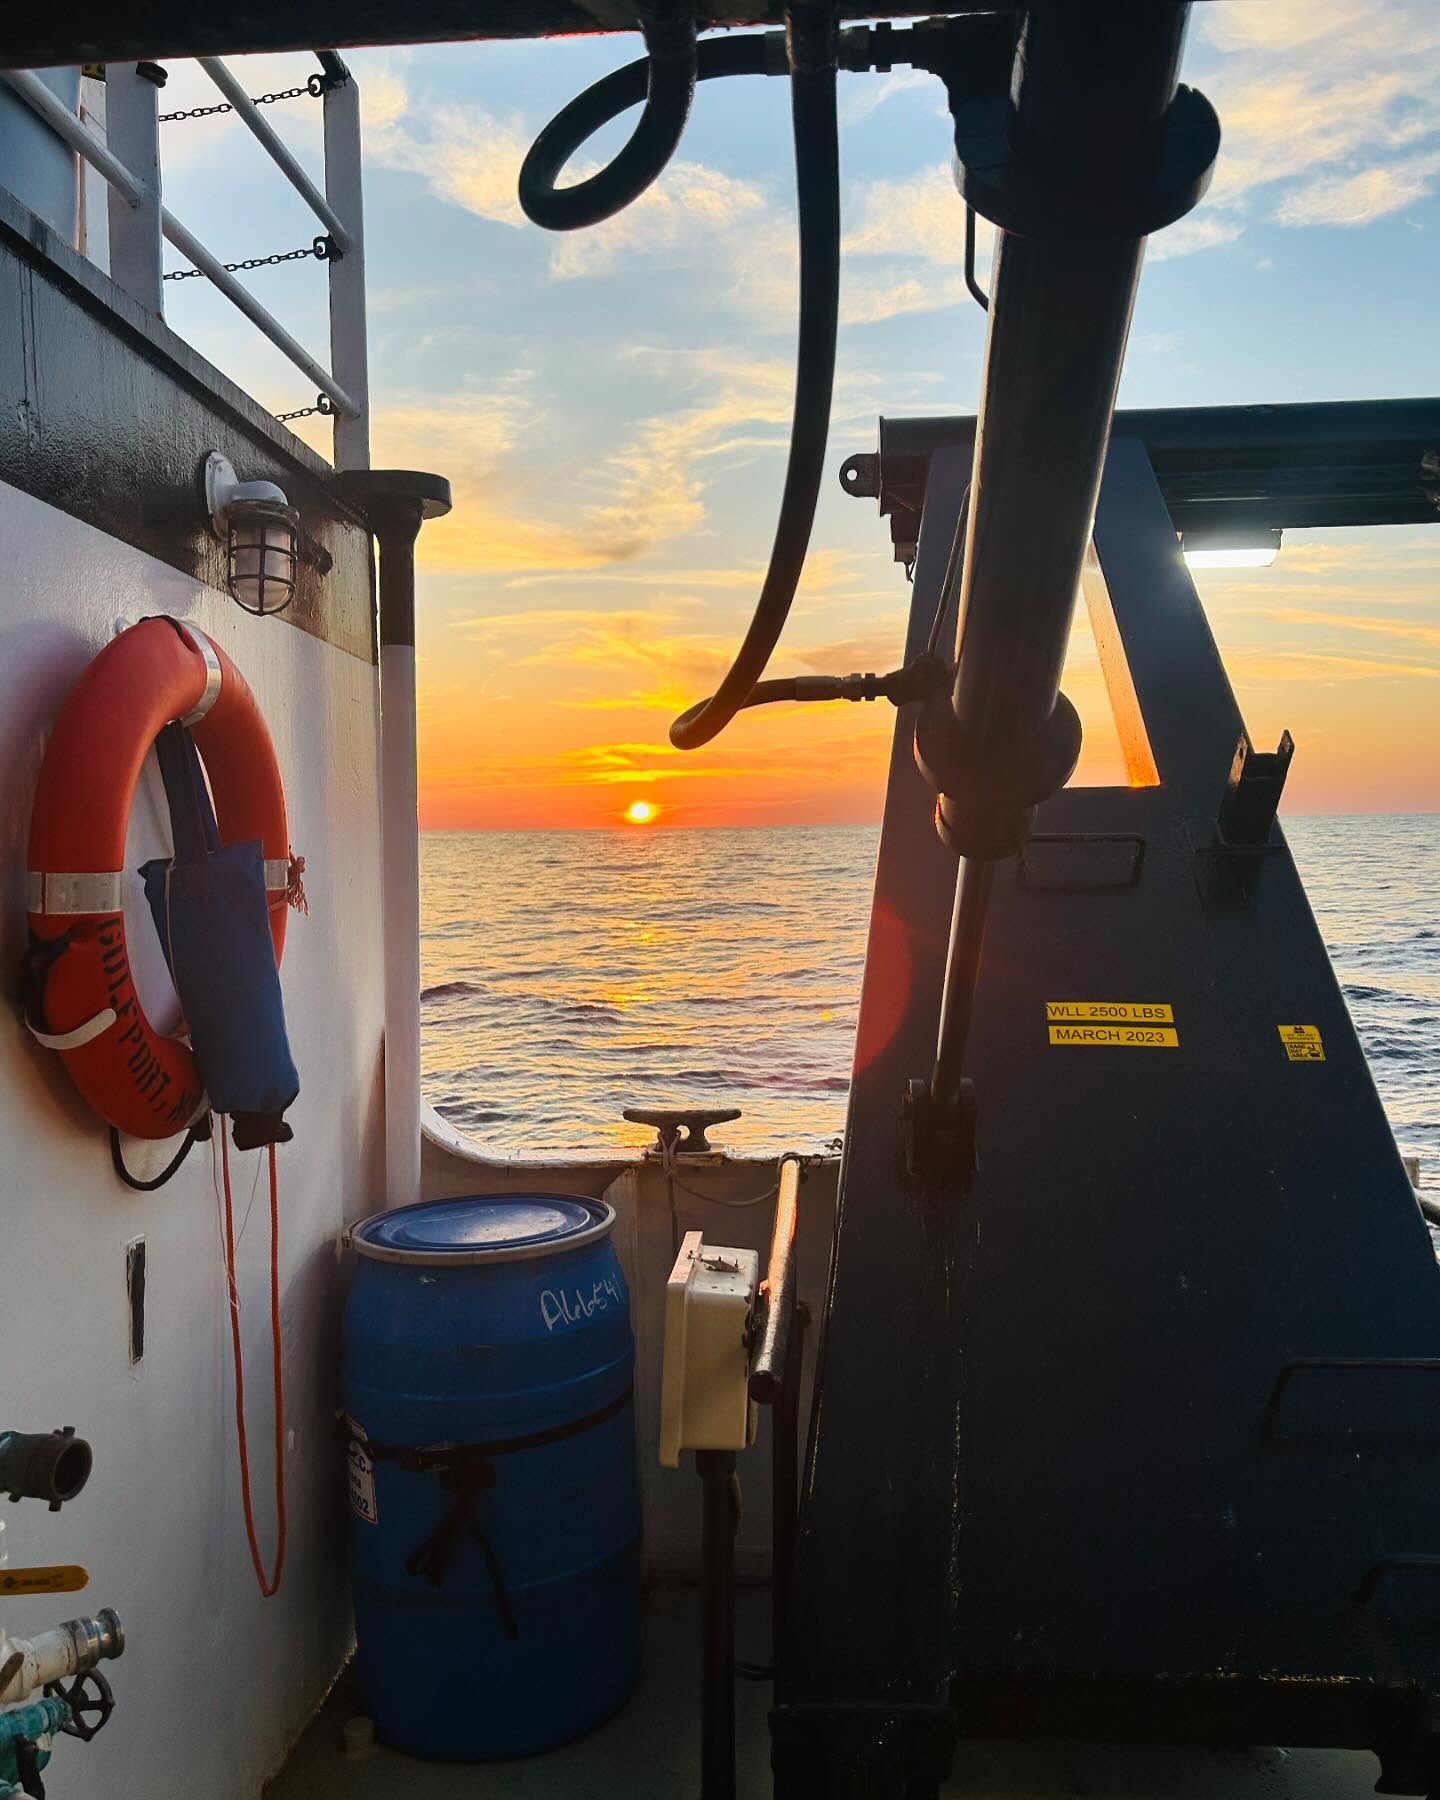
[153,9,1437,832]
[411,524,1440,830]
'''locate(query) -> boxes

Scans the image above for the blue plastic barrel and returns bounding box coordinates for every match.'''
[343,1193,641,1758]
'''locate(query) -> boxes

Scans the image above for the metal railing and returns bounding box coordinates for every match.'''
[1,52,369,470]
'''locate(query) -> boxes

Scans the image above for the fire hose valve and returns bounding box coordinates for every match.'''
[0,1610,124,1710]
[0,1617,122,1800]
[43,1667,116,1743]
[0,1431,92,1513]
[0,1696,78,1800]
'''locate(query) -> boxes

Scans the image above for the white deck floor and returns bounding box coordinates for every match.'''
[271,1586,1389,1800]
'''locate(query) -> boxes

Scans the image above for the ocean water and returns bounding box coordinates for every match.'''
[420,816,1439,1168]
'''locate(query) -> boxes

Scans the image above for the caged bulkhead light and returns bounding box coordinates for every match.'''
[204,451,301,615]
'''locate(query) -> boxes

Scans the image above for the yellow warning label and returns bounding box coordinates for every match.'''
[0,1565,88,1597]
[1047,1024,1179,1048]
[1278,1024,1325,1062]
[1045,1001,1175,1024]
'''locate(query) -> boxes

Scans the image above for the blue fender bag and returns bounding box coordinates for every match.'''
[141,721,299,1149]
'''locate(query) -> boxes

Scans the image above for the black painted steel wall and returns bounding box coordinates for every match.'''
[0,187,373,663]
[775,436,1440,1794]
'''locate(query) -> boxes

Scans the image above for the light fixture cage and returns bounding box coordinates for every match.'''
[227,499,300,616]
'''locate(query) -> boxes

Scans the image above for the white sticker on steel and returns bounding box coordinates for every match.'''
[347,1435,378,1526]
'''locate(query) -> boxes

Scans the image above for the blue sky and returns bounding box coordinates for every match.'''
[154,0,1440,824]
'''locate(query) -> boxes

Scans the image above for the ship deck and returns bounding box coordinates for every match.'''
[271,1585,1387,1800]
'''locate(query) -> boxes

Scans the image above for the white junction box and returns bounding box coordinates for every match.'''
[659,1230,760,1467]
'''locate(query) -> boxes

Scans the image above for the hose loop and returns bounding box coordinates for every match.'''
[517,0,698,231]
[515,1,841,751]
[668,5,840,751]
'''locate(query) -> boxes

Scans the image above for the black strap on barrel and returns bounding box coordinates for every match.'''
[404,1459,521,1637]
[353,1382,635,1639]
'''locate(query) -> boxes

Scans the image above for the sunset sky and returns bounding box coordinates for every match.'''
[155,0,1440,828]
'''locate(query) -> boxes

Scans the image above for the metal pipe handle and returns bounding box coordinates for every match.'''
[750,1155,803,1404]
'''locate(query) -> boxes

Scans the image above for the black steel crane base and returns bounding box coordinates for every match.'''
[774,435,1440,1797]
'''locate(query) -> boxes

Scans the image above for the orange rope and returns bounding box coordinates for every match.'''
[221,1126,287,1597]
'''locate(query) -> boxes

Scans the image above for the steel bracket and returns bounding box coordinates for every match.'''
[1216,729,1294,854]
[950,82,1220,243]
[901,1076,976,1187]
[914,688,1082,861]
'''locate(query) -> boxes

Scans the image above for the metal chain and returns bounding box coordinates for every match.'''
[275,395,336,423]
[160,74,324,124]
[164,235,337,283]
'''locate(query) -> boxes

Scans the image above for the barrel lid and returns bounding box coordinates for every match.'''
[350,1193,615,1267]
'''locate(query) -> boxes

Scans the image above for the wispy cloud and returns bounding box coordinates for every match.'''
[1191,0,1440,240]
[1227,648,1440,685]
[1146,214,1245,262]
[830,0,1440,306]
[361,61,978,329]
[364,92,532,227]
[421,718,895,798]
[369,379,639,572]
[1275,150,1440,226]
[839,67,943,126]
[547,164,770,280]
[792,630,908,673]
[363,72,779,304]
[835,164,992,324]
[373,348,847,574]
[1267,607,1440,652]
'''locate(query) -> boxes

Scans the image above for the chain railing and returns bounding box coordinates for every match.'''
[163,234,337,281]
[0,52,370,469]
[160,73,326,122]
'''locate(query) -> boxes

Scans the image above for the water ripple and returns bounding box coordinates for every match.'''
[420,817,1438,1165]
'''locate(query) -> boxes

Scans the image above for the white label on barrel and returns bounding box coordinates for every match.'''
[348,1435,378,1525]
[540,1275,625,1333]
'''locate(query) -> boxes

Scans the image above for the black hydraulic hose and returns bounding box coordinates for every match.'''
[670,10,840,750]
[927,483,972,659]
[517,3,703,231]
[672,655,948,733]
[520,31,784,234]
[524,8,992,749]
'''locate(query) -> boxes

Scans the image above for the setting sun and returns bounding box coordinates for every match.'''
[625,800,658,825]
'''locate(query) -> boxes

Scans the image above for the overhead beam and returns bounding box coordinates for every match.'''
[843,397,1440,566]
[8,2,1022,70]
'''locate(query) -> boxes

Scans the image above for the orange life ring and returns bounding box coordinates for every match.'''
[25,617,290,1139]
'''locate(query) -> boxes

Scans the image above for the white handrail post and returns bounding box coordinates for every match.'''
[105,63,164,313]
[322,61,370,471]
[5,59,368,457]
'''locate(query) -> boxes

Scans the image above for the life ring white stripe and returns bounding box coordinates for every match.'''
[27,1007,119,1051]
[26,871,124,915]
[176,624,223,726]
[29,862,288,912]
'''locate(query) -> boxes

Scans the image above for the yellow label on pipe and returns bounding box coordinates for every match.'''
[0,1565,89,1596]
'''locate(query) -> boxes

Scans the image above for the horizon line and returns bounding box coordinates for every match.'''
[419,807,1440,834]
